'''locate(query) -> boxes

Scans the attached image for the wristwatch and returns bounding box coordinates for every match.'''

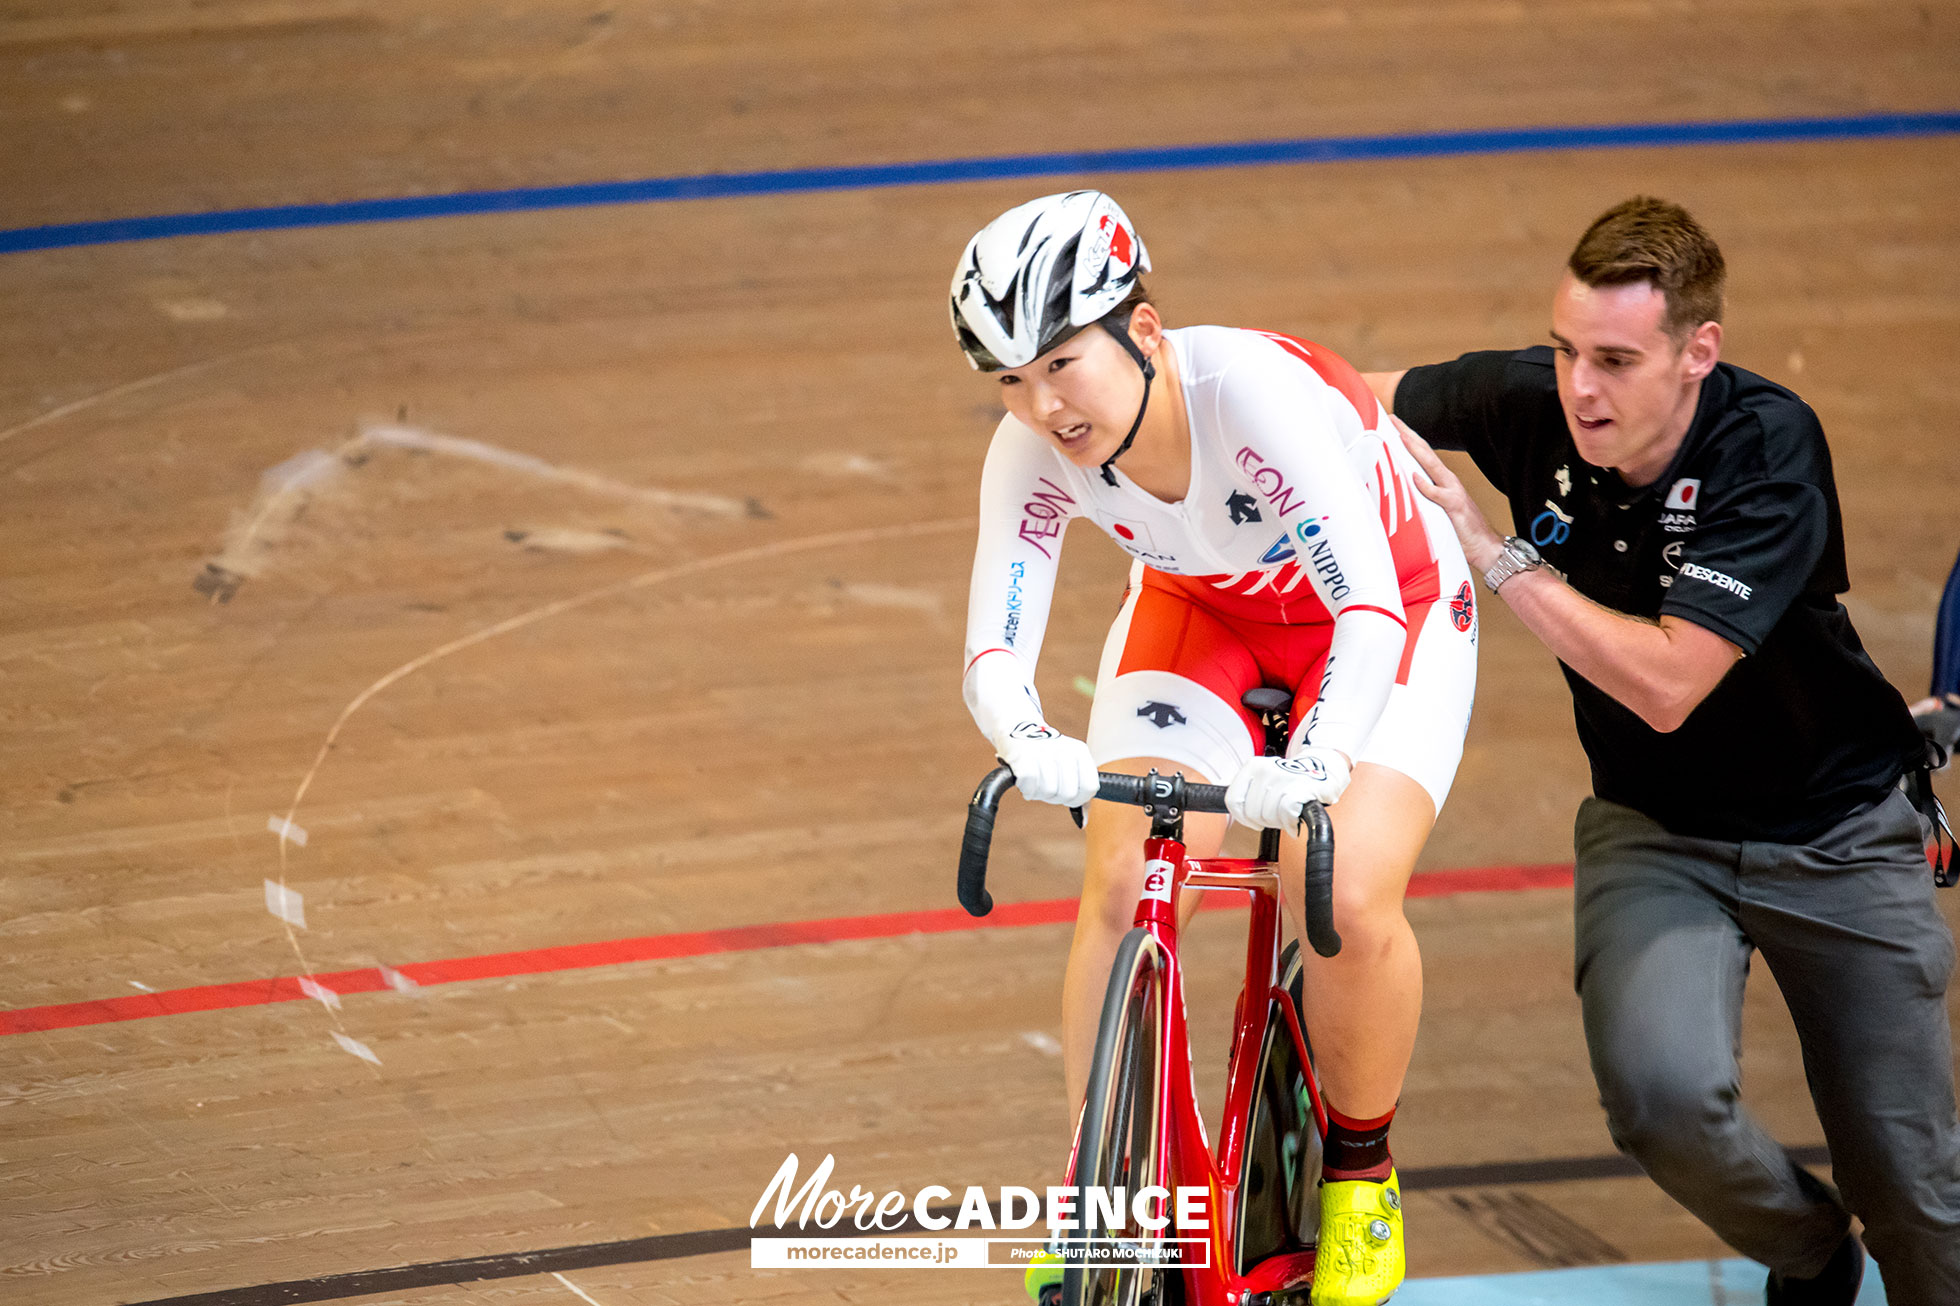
[1482,536,1544,594]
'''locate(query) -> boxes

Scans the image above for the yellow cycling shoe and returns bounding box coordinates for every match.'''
[1311,1168,1404,1306]
[1022,1243,1064,1304]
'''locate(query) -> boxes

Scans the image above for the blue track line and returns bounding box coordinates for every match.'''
[5,111,1957,255]
[1397,1256,1889,1304]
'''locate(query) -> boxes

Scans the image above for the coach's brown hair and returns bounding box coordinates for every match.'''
[1568,197,1725,341]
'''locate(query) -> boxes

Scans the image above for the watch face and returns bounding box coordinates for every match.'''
[1511,538,1542,565]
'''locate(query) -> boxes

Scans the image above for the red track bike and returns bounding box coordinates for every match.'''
[958,688,1341,1306]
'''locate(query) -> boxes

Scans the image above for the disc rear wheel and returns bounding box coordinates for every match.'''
[1234,938,1321,1273]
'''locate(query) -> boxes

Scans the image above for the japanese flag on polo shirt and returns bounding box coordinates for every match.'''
[1665,478,1701,510]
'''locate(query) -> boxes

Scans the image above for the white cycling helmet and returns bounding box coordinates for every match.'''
[950,190,1152,372]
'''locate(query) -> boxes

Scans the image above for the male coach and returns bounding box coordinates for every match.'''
[1366,197,1960,1304]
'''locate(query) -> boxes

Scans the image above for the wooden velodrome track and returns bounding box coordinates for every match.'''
[2,3,1957,1302]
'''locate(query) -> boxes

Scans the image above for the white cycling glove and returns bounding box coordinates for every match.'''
[1225,749,1352,831]
[996,722,1101,809]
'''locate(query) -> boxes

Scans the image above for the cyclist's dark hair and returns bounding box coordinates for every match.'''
[1109,279,1154,321]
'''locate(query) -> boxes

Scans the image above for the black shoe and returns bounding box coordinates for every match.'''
[1766,1233,1864,1305]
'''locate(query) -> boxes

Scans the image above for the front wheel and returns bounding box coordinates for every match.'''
[1065,927,1174,1306]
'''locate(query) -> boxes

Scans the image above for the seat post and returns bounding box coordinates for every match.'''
[1240,687,1293,863]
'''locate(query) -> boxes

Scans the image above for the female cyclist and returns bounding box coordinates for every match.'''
[952,191,1477,1306]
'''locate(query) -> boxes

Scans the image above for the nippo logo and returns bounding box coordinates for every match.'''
[1099,214,1137,276]
[1664,478,1701,511]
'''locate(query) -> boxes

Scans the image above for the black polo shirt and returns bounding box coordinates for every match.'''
[1397,346,1922,844]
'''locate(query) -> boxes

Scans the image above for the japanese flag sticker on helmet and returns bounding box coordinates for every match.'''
[949,190,1151,371]
[1075,199,1143,301]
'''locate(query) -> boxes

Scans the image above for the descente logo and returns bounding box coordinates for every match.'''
[1678,563,1752,600]
[751,1153,1210,1233]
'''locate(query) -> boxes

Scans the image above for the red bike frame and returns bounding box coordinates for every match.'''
[1066,831,1326,1304]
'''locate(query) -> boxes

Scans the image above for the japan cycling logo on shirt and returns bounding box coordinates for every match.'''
[1096,512,1177,567]
[1449,581,1475,633]
[1664,478,1701,510]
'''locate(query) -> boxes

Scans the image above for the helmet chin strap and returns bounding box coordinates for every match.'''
[1097,316,1155,487]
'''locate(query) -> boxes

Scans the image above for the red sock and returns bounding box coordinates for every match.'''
[1322,1103,1395,1182]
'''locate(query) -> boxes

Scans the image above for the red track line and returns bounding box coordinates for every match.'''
[0,863,1572,1036]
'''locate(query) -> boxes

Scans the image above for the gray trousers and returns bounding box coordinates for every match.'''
[1574,790,1960,1305]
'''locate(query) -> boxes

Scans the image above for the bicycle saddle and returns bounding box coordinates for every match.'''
[1240,687,1291,717]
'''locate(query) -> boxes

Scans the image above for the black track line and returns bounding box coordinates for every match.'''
[122,1145,1831,1304]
